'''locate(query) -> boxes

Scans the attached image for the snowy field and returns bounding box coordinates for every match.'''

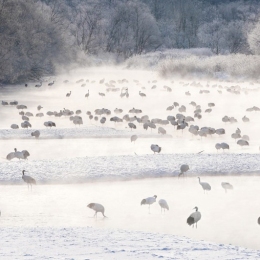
[1,67,260,258]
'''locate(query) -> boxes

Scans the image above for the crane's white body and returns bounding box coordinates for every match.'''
[141,195,157,213]
[158,199,169,212]
[87,203,106,217]
[187,207,201,228]
[221,182,233,193]
[198,177,211,193]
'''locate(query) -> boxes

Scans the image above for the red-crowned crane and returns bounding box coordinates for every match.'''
[187,207,201,228]
[87,203,106,218]
[22,170,36,190]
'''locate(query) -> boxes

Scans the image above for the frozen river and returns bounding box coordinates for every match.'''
[1,67,260,258]
[1,176,260,250]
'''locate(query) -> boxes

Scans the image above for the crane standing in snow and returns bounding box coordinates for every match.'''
[158,199,169,213]
[87,203,106,218]
[22,170,36,190]
[141,195,157,213]
[187,207,201,228]
[198,177,211,193]
[221,182,233,193]
[178,164,189,178]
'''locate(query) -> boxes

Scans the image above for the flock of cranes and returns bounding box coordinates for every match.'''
[1,76,260,229]
[2,76,260,154]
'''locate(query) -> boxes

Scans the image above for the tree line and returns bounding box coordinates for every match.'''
[0,0,260,84]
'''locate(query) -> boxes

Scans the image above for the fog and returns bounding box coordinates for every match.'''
[1,177,260,250]
[1,66,260,252]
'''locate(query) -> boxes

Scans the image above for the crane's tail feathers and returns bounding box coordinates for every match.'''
[141,199,146,205]
[187,216,195,225]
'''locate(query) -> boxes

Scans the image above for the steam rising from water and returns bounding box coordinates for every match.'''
[1,66,260,251]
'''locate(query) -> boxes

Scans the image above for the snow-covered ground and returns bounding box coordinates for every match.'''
[2,227,260,260]
[1,66,260,259]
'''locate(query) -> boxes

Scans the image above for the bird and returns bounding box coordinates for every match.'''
[139,91,146,97]
[128,122,136,130]
[198,177,211,193]
[48,81,54,86]
[85,90,89,98]
[237,139,249,147]
[221,182,233,193]
[66,91,71,97]
[11,124,19,129]
[87,203,106,217]
[141,195,157,213]
[215,143,222,151]
[99,92,105,97]
[100,117,106,124]
[187,207,201,228]
[178,164,189,178]
[151,144,161,154]
[242,116,249,122]
[131,135,138,143]
[158,127,166,135]
[6,148,30,160]
[220,142,229,151]
[10,101,18,105]
[44,121,56,128]
[31,130,40,138]
[35,113,44,117]
[35,82,42,88]
[37,105,43,111]
[22,170,36,190]
[158,199,169,213]
[258,217,260,225]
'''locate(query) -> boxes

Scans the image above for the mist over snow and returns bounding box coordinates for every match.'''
[1,65,260,259]
[2,0,260,258]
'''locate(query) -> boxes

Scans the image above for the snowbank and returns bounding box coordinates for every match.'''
[1,153,260,184]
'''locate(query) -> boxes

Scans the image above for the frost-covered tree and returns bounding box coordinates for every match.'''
[0,0,73,83]
[248,20,260,54]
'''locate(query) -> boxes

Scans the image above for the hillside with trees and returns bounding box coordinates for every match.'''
[0,0,260,84]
